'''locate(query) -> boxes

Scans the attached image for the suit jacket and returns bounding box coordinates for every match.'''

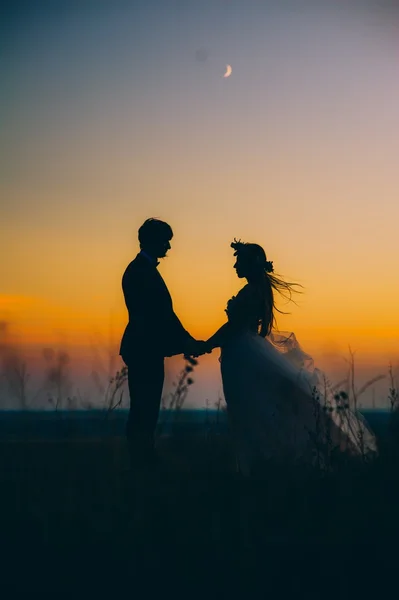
[119,253,194,362]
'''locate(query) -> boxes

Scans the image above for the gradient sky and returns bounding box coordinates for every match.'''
[1,1,399,407]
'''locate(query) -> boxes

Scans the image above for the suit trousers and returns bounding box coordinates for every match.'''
[125,354,165,459]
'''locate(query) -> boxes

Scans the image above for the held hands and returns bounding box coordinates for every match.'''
[184,339,212,359]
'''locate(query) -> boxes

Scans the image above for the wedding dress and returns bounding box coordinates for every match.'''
[219,284,378,476]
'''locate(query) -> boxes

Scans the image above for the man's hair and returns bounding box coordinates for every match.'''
[138,218,173,248]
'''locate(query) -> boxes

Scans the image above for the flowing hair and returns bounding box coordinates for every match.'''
[261,270,302,336]
[231,239,302,337]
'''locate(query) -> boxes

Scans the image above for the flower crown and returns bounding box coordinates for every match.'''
[231,238,274,273]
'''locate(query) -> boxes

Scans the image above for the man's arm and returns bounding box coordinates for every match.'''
[164,312,205,357]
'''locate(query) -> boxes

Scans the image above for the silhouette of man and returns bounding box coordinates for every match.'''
[120,218,205,466]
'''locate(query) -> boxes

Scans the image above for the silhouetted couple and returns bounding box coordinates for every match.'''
[120,218,377,476]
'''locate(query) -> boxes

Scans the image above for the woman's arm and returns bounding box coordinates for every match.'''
[205,286,254,351]
[205,322,233,350]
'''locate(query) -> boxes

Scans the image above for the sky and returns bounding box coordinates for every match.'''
[1,0,399,408]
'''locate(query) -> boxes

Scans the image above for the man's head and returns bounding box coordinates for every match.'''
[138,218,173,259]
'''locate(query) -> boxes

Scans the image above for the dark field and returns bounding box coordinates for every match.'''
[1,410,399,595]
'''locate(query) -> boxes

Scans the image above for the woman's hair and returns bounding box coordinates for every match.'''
[231,239,302,336]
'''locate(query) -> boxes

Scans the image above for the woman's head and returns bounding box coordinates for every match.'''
[231,240,273,280]
[230,238,301,336]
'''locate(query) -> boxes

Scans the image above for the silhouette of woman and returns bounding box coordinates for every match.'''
[205,240,378,476]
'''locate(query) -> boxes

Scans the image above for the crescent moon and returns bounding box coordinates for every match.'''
[223,64,232,78]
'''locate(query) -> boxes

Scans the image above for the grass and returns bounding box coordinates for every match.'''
[2,429,399,595]
[2,341,399,593]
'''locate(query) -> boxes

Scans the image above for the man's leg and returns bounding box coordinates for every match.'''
[125,356,165,464]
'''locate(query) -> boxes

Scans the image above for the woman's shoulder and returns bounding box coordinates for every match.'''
[229,283,263,302]
[226,285,256,311]
[227,285,250,305]
[236,284,252,297]
[237,283,262,300]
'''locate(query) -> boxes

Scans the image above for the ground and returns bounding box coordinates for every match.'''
[1,428,399,595]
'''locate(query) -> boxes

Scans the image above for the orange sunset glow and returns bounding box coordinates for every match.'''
[2,1,399,408]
